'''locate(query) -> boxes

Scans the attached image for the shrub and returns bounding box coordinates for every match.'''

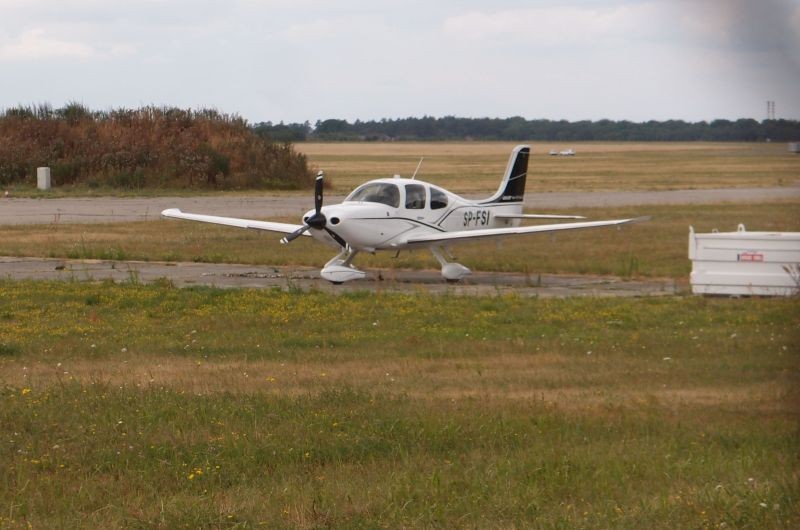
[0,104,313,190]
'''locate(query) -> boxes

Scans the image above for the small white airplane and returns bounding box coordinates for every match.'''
[162,145,647,283]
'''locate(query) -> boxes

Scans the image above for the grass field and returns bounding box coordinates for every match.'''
[1,281,798,528]
[1,201,797,278]
[297,142,800,194]
[2,141,798,528]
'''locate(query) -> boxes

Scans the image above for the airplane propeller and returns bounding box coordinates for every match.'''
[280,171,348,248]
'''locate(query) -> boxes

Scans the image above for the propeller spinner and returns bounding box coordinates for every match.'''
[280,171,348,248]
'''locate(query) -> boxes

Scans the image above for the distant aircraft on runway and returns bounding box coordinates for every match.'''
[163,145,647,283]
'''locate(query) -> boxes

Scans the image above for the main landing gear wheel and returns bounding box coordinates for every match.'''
[431,247,470,282]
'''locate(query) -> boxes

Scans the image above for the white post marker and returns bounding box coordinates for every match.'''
[37,167,51,190]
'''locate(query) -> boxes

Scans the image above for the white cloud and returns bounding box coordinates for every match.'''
[675,0,800,50]
[0,0,798,121]
[0,28,95,60]
[279,15,387,43]
[442,3,668,48]
[108,44,137,57]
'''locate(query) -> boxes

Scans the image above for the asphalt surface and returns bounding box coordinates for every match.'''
[0,256,681,298]
[2,186,798,225]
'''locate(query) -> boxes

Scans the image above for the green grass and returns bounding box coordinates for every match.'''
[1,281,798,528]
[1,280,797,365]
[3,384,796,528]
[2,201,797,278]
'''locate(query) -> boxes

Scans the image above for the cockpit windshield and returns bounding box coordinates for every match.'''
[345,182,400,208]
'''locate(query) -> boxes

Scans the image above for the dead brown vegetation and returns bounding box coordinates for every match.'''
[0,103,313,190]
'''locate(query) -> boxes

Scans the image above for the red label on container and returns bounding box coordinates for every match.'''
[737,252,764,262]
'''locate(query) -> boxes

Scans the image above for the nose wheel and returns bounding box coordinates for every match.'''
[320,247,364,284]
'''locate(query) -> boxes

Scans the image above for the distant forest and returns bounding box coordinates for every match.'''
[254,116,800,142]
[0,103,313,189]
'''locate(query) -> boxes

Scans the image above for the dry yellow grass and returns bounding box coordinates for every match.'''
[297,141,800,193]
[2,355,786,413]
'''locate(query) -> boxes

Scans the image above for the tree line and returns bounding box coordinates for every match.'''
[0,103,313,189]
[254,116,800,142]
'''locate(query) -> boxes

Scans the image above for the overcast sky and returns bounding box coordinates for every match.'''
[1,0,799,123]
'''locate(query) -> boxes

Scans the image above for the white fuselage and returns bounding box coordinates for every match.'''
[303,177,523,251]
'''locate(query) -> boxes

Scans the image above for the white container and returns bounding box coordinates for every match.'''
[689,224,800,296]
[37,167,51,190]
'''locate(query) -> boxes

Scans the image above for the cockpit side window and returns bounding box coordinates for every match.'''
[430,187,448,210]
[405,184,426,209]
[346,183,400,208]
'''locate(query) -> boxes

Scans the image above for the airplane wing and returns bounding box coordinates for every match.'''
[402,217,650,245]
[493,213,586,220]
[161,208,309,236]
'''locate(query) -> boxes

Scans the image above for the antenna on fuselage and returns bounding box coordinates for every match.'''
[410,157,424,180]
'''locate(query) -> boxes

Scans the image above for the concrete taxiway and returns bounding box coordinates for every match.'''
[0,256,680,298]
[1,186,798,225]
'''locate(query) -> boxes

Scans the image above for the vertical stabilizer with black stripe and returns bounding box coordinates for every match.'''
[480,145,529,204]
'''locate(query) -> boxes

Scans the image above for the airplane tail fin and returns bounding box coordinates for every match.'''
[480,145,529,204]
